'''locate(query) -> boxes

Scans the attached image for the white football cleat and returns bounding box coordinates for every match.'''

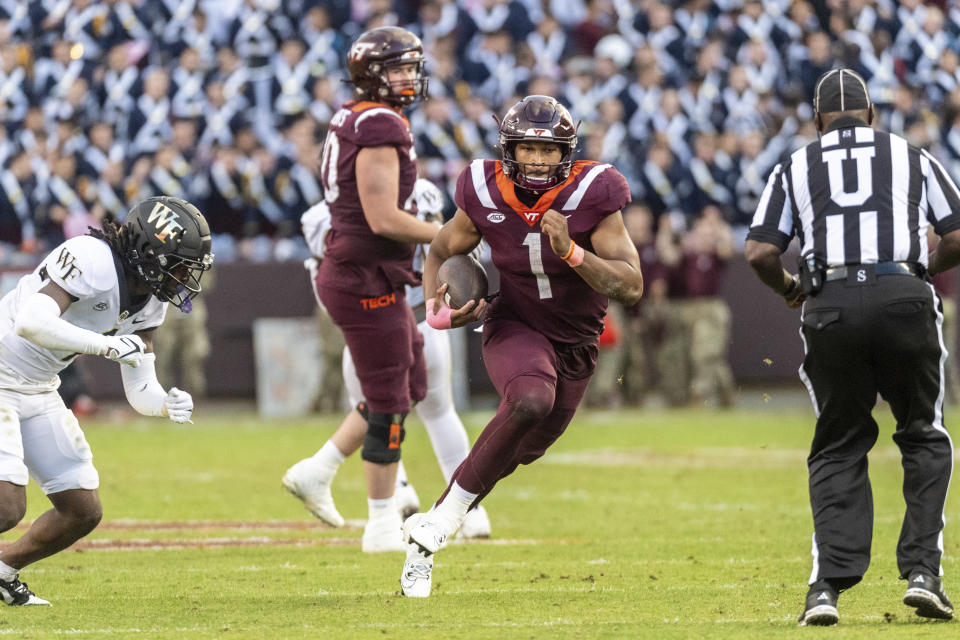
[403,510,455,555]
[361,510,405,553]
[457,505,491,539]
[281,458,345,528]
[400,540,434,598]
[395,479,420,520]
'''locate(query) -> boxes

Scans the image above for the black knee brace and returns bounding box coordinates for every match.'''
[359,403,406,464]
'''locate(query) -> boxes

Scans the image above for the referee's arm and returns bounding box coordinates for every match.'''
[921,150,960,277]
[929,231,960,277]
[745,239,797,296]
[745,163,803,306]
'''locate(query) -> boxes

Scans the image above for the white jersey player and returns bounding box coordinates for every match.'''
[283,179,491,551]
[0,197,213,606]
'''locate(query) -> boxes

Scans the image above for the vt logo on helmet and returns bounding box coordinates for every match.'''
[123,197,214,312]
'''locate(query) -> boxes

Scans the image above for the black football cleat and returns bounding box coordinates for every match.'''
[798,581,839,626]
[904,572,954,620]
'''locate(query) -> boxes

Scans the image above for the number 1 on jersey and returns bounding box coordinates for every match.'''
[523,233,553,299]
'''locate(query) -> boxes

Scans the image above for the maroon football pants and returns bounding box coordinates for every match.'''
[442,316,597,507]
[317,283,426,414]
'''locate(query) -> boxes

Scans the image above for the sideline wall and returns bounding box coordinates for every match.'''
[62,258,955,398]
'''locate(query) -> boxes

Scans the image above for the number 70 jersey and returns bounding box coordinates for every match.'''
[455,159,631,344]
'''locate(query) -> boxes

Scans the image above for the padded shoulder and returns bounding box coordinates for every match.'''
[43,236,119,300]
[454,159,496,211]
[349,104,411,147]
[562,163,632,215]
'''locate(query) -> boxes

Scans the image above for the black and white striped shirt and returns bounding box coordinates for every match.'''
[748,121,960,267]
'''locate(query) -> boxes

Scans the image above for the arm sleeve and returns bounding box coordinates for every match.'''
[14,292,110,355]
[120,352,167,417]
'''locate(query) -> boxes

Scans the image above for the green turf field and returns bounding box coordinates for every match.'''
[1,401,957,638]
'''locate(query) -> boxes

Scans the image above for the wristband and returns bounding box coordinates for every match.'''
[564,242,585,267]
[425,298,453,330]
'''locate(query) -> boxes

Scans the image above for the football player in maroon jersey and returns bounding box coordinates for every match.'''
[282,27,440,553]
[399,95,645,596]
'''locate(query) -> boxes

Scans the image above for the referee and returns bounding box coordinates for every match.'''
[746,68,960,627]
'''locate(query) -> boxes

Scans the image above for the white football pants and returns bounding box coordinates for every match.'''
[0,388,99,494]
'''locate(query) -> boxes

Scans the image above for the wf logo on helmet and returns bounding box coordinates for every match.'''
[147,202,185,242]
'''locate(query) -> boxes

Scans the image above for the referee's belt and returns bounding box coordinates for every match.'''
[824,261,924,282]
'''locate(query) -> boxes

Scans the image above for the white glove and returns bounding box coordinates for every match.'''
[163,387,194,424]
[104,335,146,368]
[303,257,319,281]
[301,201,332,259]
[414,178,444,218]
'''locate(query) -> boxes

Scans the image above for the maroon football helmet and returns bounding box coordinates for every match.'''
[346,26,428,107]
[496,95,579,191]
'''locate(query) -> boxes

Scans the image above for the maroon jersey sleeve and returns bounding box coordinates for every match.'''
[578,164,631,215]
[454,165,472,211]
[351,107,412,148]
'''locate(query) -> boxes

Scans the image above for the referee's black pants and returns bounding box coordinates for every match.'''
[799,273,953,587]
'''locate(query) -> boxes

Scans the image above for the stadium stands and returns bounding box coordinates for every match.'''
[1,0,958,265]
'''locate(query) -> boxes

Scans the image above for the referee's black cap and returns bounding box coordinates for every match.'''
[814,68,872,114]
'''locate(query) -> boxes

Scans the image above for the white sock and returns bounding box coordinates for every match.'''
[395,460,409,488]
[368,496,396,521]
[449,481,478,506]
[434,481,477,528]
[416,398,471,483]
[0,559,18,581]
[309,441,345,480]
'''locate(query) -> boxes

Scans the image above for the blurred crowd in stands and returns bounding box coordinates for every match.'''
[3,0,960,265]
[5,0,960,407]
[583,201,738,409]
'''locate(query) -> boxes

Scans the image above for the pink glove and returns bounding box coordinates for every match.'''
[425,298,453,330]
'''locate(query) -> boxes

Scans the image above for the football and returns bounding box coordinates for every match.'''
[437,254,489,309]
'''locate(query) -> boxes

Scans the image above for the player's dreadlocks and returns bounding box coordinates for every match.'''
[87,222,133,273]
